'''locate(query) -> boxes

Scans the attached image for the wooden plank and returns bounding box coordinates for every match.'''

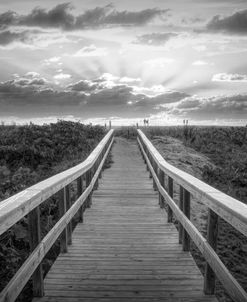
[0,135,114,302]
[32,138,217,302]
[138,136,247,302]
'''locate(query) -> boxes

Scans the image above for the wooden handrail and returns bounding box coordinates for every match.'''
[137,129,247,302]
[0,129,114,236]
[0,129,114,302]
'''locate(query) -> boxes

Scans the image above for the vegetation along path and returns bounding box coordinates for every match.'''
[33,137,217,302]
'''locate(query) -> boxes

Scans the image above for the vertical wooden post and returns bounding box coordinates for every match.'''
[77,176,83,223]
[59,189,68,253]
[28,206,44,297]
[167,177,173,223]
[182,189,190,251]
[179,186,184,244]
[148,154,152,179]
[65,185,72,245]
[204,209,219,294]
[153,160,158,191]
[158,169,165,208]
[99,153,103,179]
[94,161,99,190]
[86,169,92,208]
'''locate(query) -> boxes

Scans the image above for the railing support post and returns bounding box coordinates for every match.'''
[204,209,219,294]
[158,168,165,208]
[77,176,84,223]
[179,186,184,244]
[59,189,68,253]
[148,154,152,179]
[86,169,92,208]
[153,160,158,191]
[65,185,72,245]
[94,161,99,190]
[182,189,190,251]
[99,153,103,179]
[28,206,44,297]
[168,177,173,222]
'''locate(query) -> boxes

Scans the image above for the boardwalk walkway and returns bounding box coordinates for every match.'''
[34,138,217,302]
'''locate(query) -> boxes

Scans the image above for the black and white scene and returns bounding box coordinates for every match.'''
[0,1,247,302]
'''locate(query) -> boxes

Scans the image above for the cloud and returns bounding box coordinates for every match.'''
[0,3,168,31]
[192,60,209,66]
[53,73,71,80]
[170,94,247,120]
[1,73,48,88]
[19,3,75,30]
[0,73,188,118]
[73,45,108,57]
[67,80,99,92]
[0,30,28,45]
[14,78,48,86]
[206,9,247,34]
[133,32,178,45]
[0,81,83,110]
[212,73,247,82]
[75,5,168,28]
[119,77,141,85]
[0,11,17,30]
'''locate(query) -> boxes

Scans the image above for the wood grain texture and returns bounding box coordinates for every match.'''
[0,134,114,302]
[33,138,217,302]
[137,130,247,238]
[0,130,114,236]
[137,134,247,302]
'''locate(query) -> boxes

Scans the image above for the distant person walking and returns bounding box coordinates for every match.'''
[143,119,149,126]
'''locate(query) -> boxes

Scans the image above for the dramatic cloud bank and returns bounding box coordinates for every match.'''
[0,73,188,118]
[207,9,247,34]
[0,3,168,31]
[169,95,247,119]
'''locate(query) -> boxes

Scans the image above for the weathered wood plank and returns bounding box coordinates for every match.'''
[138,134,247,302]
[33,138,217,302]
[0,133,114,302]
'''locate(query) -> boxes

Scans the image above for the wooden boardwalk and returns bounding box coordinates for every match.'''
[34,138,217,302]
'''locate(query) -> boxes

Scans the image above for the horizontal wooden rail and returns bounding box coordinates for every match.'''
[137,130,247,237]
[137,129,247,302]
[0,130,114,302]
[0,130,114,236]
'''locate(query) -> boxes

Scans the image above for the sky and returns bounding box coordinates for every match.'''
[0,0,247,126]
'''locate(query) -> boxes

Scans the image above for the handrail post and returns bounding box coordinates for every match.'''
[179,186,184,244]
[28,206,44,297]
[65,185,72,245]
[152,160,158,191]
[86,169,92,208]
[99,153,103,179]
[94,160,99,190]
[182,189,190,251]
[59,189,68,253]
[148,153,152,179]
[204,209,219,294]
[77,176,84,223]
[158,168,165,208]
[167,177,173,222]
